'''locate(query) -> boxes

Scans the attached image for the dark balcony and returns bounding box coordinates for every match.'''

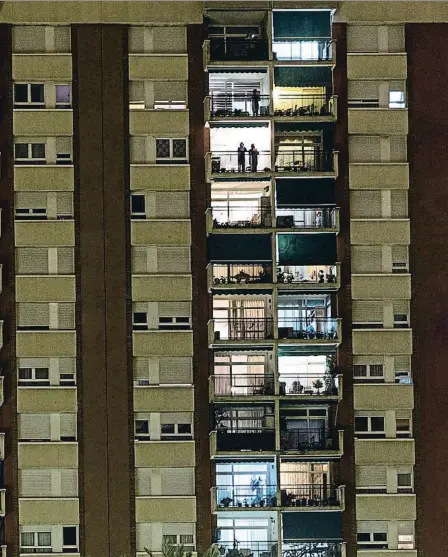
[277,318,338,341]
[218,541,277,557]
[210,37,269,61]
[211,263,273,286]
[274,95,336,118]
[216,428,276,451]
[274,150,333,173]
[280,484,341,508]
[281,542,342,557]
[213,317,274,341]
[215,484,277,508]
[211,206,272,229]
[209,94,271,118]
[280,427,335,451]
[212,373,275,397]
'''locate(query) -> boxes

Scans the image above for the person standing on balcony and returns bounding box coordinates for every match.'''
[249,143,259,172]
[251,88,260,116]
[237,142,247,172]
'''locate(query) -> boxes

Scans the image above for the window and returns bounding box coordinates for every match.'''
[353,364,384,383]
[133,312,148,331]
[395,370,412,384]
[160,422,192,440]
[158,316,191,330]
[14,83,44,108]
[56,84,71,108]
[389,91,406,108]
[156,138,187,163]
[163,534,195,551]
[131,194,146,219]
[396,418,411,438]
[15,143,46,164]
[394,314,409,328]
[18,367,50,386]
[357,532,387,549]
[135,419,150,440]
[397,472,413,493]
[62,526,78,553]
[354,416,385,438]
[21,531,52,553]
[56,137,73,165]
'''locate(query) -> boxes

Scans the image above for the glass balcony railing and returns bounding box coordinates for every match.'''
[212,374,275,397]
[213,318,274,341]
[275,208,337,229]
[212,264,273,286]
[217,542,277,557]
[274,150,333,173]
[274,95,335,117]
[280,484,341,507]
[276,265,337,285]
[216,428,276,451]
[280,427,334,451]
[279,374,339,396]
[272,39,332,61]
[209,94,271,118]
[282,542,342,557]
[277,318,338,340]
[211,206,272,228]
[210,37,269,61]
[210,152,271,174]
[215,485,278,508]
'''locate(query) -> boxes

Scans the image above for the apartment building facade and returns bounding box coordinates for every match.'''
[0,1,445,557]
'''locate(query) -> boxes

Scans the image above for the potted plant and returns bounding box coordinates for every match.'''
[237,500,242,507]
[220,497,233,508]
[259,498,265,507]
[243,498,249,508]
[312,379,323,394]
[324,355,337,395]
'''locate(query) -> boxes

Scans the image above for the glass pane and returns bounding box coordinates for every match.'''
[19,368,32,379]
[30,84,44,103]
[353,365,367,377]
[15,144,29,159]
[14,84,28,103]
[35,368,49,379]
[31,144,45,159]
[355,417,368,431]
[56,84,71,104]
[173,139,187,158]
[38,532,51,546]
[371,417,385,431]
[397,473,412,487]
[161,424,175,434]
[156,139,170,158]
[135,420,149,434]
[357,533,370,542]
[373,533,387,542]
[21,533,35,547]
[131,194,146,214]
[63,526,77,546]
[178,423,192,434]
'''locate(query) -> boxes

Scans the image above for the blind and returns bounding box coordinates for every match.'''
[392,245,408,263]
[351,191,382,218]
[61,469,78,496]
[132,247,149,273]
[348,81,379,100]
[398,522,414,536]
[352,301,383,323]
[53,26,71,52]
[136,468,152,496]
[390,137,407,162]
[388,26,405,53]
[162,523,195,536]
[160,412,191,425]
[396,409,411,419]
[354,355,384,365]
[134,358,150,381]
[20,470,52,496]
[130,81,145,103]
[347,26,378,52]
[356,466,387,486]
[58,303,75,329]
[154,81,187,102]
[136,524,152,552]
[13,26,46,52]
[19,414,51,440]
[152,27,186,53]
[393,301,409,315]
[158,302,191,317]
[157,247,191,273]
[59,358,75,374]
[391,191,408,218]
[394,356,410,370]
[159,357,192,384]
[357,521,388,534]
[60,414,77,439]
[57,193,73,217]
[161,468,194,495]
[16,248,48,274]
[17,303,49,328]
[351,246,382,273]
[56,136,72,153]
[349,136,380,162]
[154,192,189,219]
[18,357,50,368]
[128,27,144,53]
[273,11,331,39]
[16,192,46,209]
[134,302,148,314]
[57,248,74,274]
[130,137,147,164]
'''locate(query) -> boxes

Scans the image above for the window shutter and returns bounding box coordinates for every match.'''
[59,358,76,374]
[16,248,48,274]
[13,26,46,52]
[157,247,190,273]
[57,193,73,217]
[161,468,194,495]
[159,358,192,384]
[356,466,387,487]
[357,520,388,533]
[354,356,384,365]
[61,469,78,496]
[394,356,410,371]
[152,27,186,53]
[60,414,77,440]
[397,522,414,535]
[395,409,411,419]
[154,192,189,219]
[130,81,145,103]
[19,414,51,440]
[53,27,71,52]
[393,301,409,315]
[57,248,74,274]
[132,247,149,273]
[388,26,405,53]
[350,136,381,162]
[17,303,49,328]
[158,302,191,317]
[16,192,47,209]
[352,246,382,273]
[162,523,195,536]
[351,191,382,218]
[134,358,150,382]
[58,303,75,329]
[392,245,408,264]
[130,137,147,164]
[153,82,187,103]
[347,26,379,52]
[18,357,50,369]
[20,470,52,496]
[56,137,72,154]
[348,81,379,100]
[390,137,407,162]
[160,412,191,425]
[391,191,408,218]
[136,524,152,552]
[352,301,383,323]
[135,468,152,496]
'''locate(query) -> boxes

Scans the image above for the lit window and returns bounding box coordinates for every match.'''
[389,91,406,108]
[56,84,71,108]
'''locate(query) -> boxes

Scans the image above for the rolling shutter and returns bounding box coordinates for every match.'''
[349,136,380,162]
[356,466,387,487]
[58,303,75,330]
[394,356,410,372]
[158,302,191,317]
[130,137,147,164]
[161,468,194,496]
[153,27,186,53]
[57,193,73,218]
[16,248,48,274]
[348,81,379,101]
[347,26,379,52]
[159,357,192,384]
[61,469,78,496]
[136,468,152,496]
[391,191,408,218]
[19,414,51,440]
[160,412,191,425]
[20,470,52,496]
[154,81,187,103]
[57,248,74,274]
[16,192,47,210]
[128,27,144,53]
[390,137,407,162]
[53,27,71,52]
[153,192,189,219]
[136,524,152,552]
[132,247,149,273]
[351,191,382,218]
[352,301,383,324]
[17,303,49,328]
[60,414,77,440]
[162,523,195,536]
[357,520,388,534]
[13,26,46,52]
[273,11,331,39]
[351,246,382,273]
[277,234,336,265]
[157,247,191,273]
[388,26,405,53]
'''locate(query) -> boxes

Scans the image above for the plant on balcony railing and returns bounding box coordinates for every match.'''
[280,484,339,507]
[282,542,342,557]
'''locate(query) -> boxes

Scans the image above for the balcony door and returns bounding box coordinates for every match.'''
[214,354,272,396]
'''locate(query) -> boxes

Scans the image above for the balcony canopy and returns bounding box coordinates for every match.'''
[273,10,332,40]
[276,178,335,206]
[274,66,332,88]
[277,233,337,265]
[208,234,272,262]
[282,511,342,541]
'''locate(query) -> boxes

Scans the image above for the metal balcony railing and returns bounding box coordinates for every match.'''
[272,38,333,61]
[210,37,269,61]
[213,317,274,341]
[282,542,343,557]
[279,374,339,396]
[209,94,271,117]
[215,485,278,508]
[211,264,273,286]
[217,542,277,557]
[280,484,341,507]
[276,208,337,229]
[210,151,272,174]
[274,95,336,117]
[274,150,333,173]
[276,265,338,285]
[216,427,276,451]
[277,318,338,340]
[211,206,272,228]
[212,374,275,397]
[280,427,333,451]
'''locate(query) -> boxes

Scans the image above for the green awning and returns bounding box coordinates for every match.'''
[274,66,332,88]
[276,178,335,206]
[275,122,334,134]
[210,122,269,129]
[273,11,331,39]
[282,511,342,541]
[277,233,336,265]
[208,234,272,262]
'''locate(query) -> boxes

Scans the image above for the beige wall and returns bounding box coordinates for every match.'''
[16,276,76,302]
[133,331,193,357]
[134,441,195,468]
[134,387,193,413]
[14,166,74,191]
[356,494,416,520]
[13,110,73,137]
[347,54,407,80]
[130,165,190,191]
[351,274,411,300]
[349,163,409,189]
[18,442,78,469]
[16,331,76,357]
[19,498,79,524]
[135,497,196,522]
[18,388,77,413]
[350,219,410,245]
[355,439,415,466]
[348,109,408,135]
[132,276,192,302]
[131,221,191,246]
[15,221,75,247]
[13,54,72,81]
[354,384,414,410]
[130,110,189,136]
[129,56,188,81]
[352,329,412,355]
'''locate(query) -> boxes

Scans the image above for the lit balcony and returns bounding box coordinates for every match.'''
[212,484,277,511]
[280,484,344,510]
[207,205,272,232]
[210,373,275,400]
[206,151,272,181]
[272,39,334,64]
[279,373,342,400]
[274,149,336,175]
[280,428,344,456]
[210,318,274,344]
[206,94,271,120]
[274,94,337,121]
[276,207,339,232]
[282,542,344,557]
[277,317,341,343]
[204,38,269,65]
[209,263,274,290]
[276,264,340,290]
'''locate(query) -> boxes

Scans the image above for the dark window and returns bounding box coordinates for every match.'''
[357,533,370,542]
[373,533,387,542]
[156,139,170,158]
[131,194,146,215]
[354,417,368,432]
[35,368,49,380]
[371,417,385,431]
[31,144,45,159]
[15,143,29,159]
[14,84,28,103]
[353,365,367,377]
[178,423,192,434]
[173,139,187,158]
[62,527,77,547]
[133,312,148,331]
[19,368,32,379]
[135,420,149,434]
[161,424,175,434]
[30,84,44,103]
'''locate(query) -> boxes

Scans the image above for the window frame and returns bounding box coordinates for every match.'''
[133,311,149,331]
[62,526,79,552]
[353,363,384,383]
[357,531,388,549]
[354,415,385,438]
[155,137,188,163]
[14,83,45,108]
[20,531,52,553]
[14,142,46,164]
[18,366,50,387]
[135,419,150,440]
[160,422,193,440]
[55,84,72,108]
[131,193,147,219]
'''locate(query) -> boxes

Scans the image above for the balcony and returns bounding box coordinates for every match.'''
[280,428,343,455]
[274,150,336,175]
[209,264,273,290]
[206,151,272,180]
[211,318,274,344]
[213,484,277,510]
[276,208,339,232]
[273,39,333,63]
[205,38,269,64]
[278,318,340,343]
[214,428,276,453]
[279,374,341,400]
[276,264,340,290]
[207,206,272,231]
[218,543,278,557]
[210,374,275,400]
[282,543,344,557]
[274,95,337,120]
[280,484,344,510]
[206,94,271,120]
